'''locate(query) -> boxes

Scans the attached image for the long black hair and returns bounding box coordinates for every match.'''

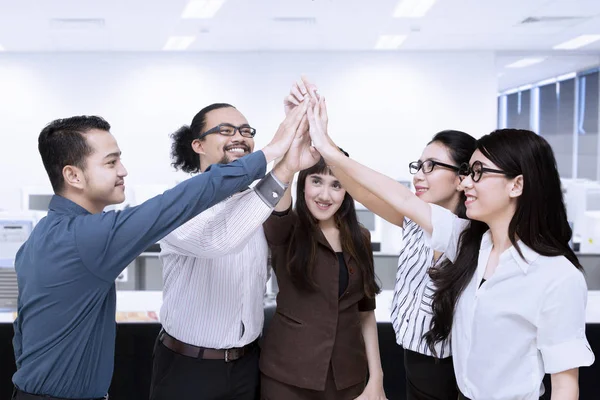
[287,155,381,298]
[170,103,235,173]
[425,129,582,355]
[427,130,477,218]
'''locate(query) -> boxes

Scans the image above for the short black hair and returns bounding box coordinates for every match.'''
[38,116,111,193]
[170,103,235,174]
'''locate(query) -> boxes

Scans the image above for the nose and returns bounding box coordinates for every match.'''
[316,187,332,201]
[118,162,128,178]
[413,167,426,181]
[458,174,473,190]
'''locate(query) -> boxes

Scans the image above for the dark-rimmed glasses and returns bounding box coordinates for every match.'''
[409,160,459,175]
[458,160,507,183]
[198,123,256,140]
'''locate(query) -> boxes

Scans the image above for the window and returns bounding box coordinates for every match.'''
[577,71,600,180]
[539,79,575,178]
[506,90,531,130]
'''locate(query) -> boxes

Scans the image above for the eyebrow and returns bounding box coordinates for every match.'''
[104,151,121,159]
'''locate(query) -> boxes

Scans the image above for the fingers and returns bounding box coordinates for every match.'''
[297,114,309,135]
[301,74,319,99]
[283,100,309,137]
[290,84,304,103]
[296,79,308,97]
[319,96,328,125]
[284,94,300,107]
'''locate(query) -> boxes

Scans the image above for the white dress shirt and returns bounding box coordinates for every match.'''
[426,204,595,400]
[158,173,285,349]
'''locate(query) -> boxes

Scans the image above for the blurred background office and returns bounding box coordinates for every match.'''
[0,0,599,399]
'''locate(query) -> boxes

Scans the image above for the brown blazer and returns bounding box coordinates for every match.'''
[259,207,376,391]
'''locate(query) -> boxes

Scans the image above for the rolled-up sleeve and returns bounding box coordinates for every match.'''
[422,204,469,263]
[537,271,595,373]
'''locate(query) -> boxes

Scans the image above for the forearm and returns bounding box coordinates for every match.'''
[326,150,432,232]
[333,167,405,227]
[360,311,384,382]
[551,369,579,400]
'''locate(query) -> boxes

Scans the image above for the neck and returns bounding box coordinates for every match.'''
[319,217,337,231]
[60,190,105,214]
[438,196,460,215]
[487,214,514,253]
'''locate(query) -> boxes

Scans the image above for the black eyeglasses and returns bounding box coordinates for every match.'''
[198,123,256,140]
[409,160,459,175]
[458,161,507,183]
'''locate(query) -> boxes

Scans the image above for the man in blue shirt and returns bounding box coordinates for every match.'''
[12,106,307,400]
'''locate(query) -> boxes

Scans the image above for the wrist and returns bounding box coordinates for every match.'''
[272,163,295,185]
[261,145,278,164]
[368,370,384,383]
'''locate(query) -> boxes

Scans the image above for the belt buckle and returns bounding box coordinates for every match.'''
[225,348,243,362]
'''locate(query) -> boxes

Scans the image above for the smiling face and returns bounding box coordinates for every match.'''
[303,172,347,224]
[412,141,462,211]
[75,129,128,212]
[193,107,255,171]
[459,149,521,225]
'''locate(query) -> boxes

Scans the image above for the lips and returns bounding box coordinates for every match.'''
[465,193,477,205]
[315,201,331,211]
[225,144,249,154]
[415,186,428,197]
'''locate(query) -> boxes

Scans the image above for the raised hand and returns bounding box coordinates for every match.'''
[284,75,319,116]
[262,100,309,163]
[306,96,337,160]
[280,116,321,173]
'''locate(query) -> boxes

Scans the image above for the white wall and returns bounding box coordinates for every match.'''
[0,51,497,211]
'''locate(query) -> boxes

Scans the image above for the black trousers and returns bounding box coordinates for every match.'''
[149,336,260,400]
[404,349,458,400]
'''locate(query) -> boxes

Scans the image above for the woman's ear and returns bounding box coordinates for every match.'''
[509,175,524,198]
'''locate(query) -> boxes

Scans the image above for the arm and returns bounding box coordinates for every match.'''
[306,97,432,234]
[75,102,310,282]
[76,151,268,281]
[355,311,387,400]
[333,167,405,227]
[12,293,22,368]
[550,369,579,400]
[161,171,287,259]
[537,271,594,397]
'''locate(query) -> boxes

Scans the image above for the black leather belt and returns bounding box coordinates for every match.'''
[159,330,257,362]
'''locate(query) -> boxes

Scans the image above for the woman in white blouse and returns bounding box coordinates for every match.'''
[305,97,595,400]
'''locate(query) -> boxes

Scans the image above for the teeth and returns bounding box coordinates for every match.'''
[316,202,330,207]
[228,147,245,153]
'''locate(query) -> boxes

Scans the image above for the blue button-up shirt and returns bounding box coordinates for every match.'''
[12,151,266,398]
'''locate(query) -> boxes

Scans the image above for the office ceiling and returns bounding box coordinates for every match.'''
[0,0,599,89]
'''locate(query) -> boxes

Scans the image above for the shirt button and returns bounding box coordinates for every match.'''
[349,267,354,274]
[272,192,278,198]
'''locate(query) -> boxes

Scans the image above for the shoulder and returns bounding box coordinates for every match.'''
[535,254,587,290]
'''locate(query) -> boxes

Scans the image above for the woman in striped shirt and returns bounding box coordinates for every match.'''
[332,129,476,400]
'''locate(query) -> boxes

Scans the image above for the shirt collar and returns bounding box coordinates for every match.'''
[480,230,539,274]
[48,195,91,216]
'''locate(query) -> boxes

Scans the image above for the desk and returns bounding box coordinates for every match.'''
[1,291,599,400]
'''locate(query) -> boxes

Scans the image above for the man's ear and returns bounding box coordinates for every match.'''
[191,139,206,155]
[62,165,86,190]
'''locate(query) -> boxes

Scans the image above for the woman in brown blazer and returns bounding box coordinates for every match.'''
[260,141,388,400]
